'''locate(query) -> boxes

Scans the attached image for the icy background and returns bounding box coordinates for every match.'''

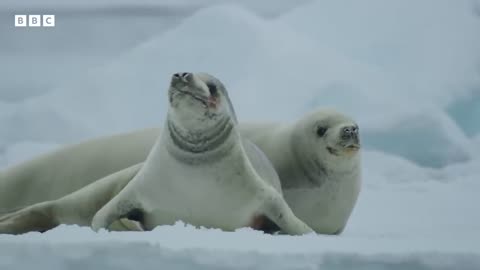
[1,0,480,269]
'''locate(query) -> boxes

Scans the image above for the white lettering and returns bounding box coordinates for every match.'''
[14,15,27,27]
[29,15,42,27]
[43,15,55,27]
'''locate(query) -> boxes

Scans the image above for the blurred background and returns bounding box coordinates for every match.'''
[0,0,480,265]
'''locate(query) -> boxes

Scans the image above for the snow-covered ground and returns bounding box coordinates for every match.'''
[1,0,480,268]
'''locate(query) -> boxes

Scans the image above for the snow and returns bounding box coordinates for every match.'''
[1,0,480,267]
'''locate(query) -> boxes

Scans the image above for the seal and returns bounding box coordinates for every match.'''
[239,109,362,234]
[0,72,313,236]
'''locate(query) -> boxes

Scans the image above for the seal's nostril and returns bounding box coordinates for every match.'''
[342,126,360,138]
[172,72,192,83]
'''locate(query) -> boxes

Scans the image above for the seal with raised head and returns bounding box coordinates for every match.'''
[0,72,314,236]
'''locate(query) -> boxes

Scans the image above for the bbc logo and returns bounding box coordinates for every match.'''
[15,15,55,27]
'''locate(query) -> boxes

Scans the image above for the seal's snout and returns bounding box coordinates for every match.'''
[172,72,192,80]
[169,72,213,110]
[341,125,359,140]
[172,72,193,85]
[340,125,360,151]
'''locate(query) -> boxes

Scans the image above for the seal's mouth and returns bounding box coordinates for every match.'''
[171,87,215,108]
[344,144,361,150]
[327,143,361,156]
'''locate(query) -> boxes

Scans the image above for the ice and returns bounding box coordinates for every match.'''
[1,0,480,265]
[361,108,473,168]
[1,240,478,270]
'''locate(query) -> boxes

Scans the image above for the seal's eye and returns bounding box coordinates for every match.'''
[207,83,218,96]
[316,126,328,137]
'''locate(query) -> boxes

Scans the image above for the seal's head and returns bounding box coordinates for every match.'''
[168,72,237,132]
[166,72,238,156]
[295,108,361,162]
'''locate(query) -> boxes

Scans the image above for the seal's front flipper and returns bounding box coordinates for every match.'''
[91,191,146,232]
[261,193,314,236]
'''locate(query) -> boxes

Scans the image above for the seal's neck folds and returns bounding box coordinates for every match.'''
[165,114,236,164]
